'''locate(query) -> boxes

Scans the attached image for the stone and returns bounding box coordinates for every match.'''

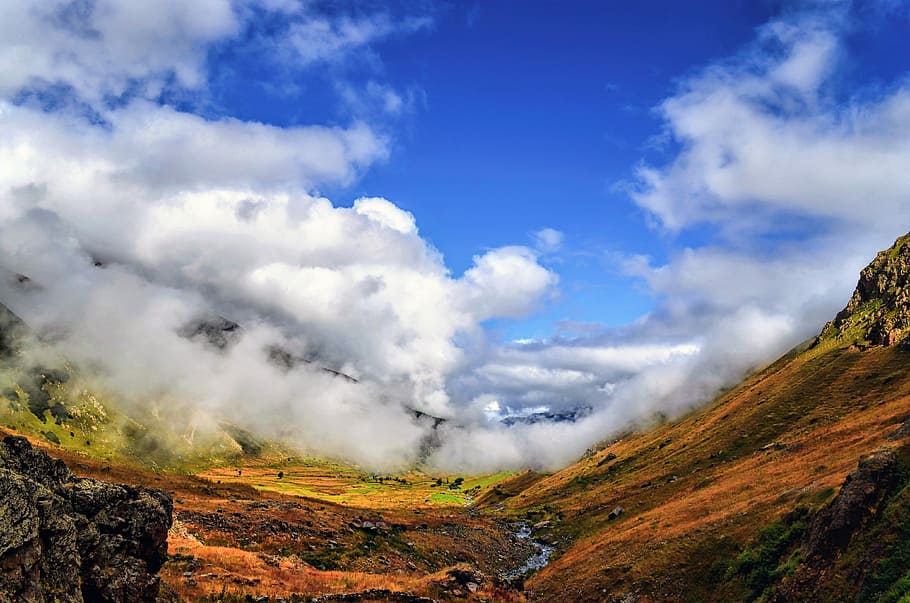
[803,449,897,558]
[817,232,910,347]
[0,436,172,602]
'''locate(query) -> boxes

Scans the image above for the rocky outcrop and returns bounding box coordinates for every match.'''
[177,314,242,351]
[803,449,898,558]
[0,436,172,602]
[0,303,26,359]
[818,232,910,346]
[768,449,902,603]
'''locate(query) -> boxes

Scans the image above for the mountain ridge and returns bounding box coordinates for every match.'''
[491,230,910,602]
[818,232,910,347]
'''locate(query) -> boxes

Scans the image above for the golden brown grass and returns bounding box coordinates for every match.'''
[510,346,910,601]
[163,530,416,599]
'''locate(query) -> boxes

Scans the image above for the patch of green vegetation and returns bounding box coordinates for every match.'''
[818,298,884,348]
[797,486,836,506]
[873,569,910,603]
[856,481,910,603]
[220,423,265,455]
[462,472,512,492]
[429,492,463,504]
[888,235,909,259]
[299,545,345,571]
[724,508,810,601]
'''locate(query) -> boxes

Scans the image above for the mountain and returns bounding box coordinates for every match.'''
[3,232,910,602]
[817,232,910,348]
[500,407,591,427]
[482,230,910,602]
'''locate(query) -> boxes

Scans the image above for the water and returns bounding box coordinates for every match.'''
[505,523,555,578]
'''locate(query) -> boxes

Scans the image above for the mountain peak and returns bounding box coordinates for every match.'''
[818,231,910,347]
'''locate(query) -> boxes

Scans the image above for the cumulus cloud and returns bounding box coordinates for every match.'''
[0,0,238,102]
[0,0,559,470]
[0,160,558,464]
[630,6,910,234]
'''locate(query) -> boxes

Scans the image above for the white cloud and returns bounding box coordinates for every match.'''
[630,10,910,234]
[354,197,418,234]
[2,0,909,473]
[0,0,561,470]
[458,247,558,320]
[532,227,564,253]
[426,1,910,471]
[0,0,238,102]
[286,13,431,67]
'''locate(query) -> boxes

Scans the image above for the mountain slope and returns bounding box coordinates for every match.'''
[491,231,910,602]
[5,233,910,602]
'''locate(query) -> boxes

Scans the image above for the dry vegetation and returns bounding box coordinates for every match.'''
[5,322,910,601]
[0,425,532,602]
[494,345,910,601]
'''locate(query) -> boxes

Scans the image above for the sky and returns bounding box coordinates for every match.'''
[0,0,909,471]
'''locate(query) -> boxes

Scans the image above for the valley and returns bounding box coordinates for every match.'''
[3,235,910,602]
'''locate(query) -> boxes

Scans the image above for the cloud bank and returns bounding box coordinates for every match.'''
[428,0,910,471]
[1,0,909,472]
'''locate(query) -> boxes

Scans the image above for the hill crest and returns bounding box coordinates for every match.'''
[819,231,910,347]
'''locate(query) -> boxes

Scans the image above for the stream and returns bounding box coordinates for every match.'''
[505,523,555,578]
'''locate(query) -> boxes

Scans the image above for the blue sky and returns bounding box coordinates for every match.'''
[205,2,782,333]
[201,0,909,339]
[2,0,910,469]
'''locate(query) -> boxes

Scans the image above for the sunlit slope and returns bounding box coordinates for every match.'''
[495,231,910,602]
[493,340,909,601]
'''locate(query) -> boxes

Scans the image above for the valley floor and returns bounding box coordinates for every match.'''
[0,425,535,602]
[5,346,910,603]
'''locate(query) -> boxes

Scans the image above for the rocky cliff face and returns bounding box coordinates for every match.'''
[0,436,173,602]
[0,302,25,359]
[803,449,898,558]
[818,232,910,346]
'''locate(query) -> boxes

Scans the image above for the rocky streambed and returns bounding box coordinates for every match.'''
[505,522,554,579]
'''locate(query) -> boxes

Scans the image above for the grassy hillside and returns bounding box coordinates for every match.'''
[491,342,910,601]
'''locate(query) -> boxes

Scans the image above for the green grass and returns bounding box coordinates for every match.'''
[220,468,514,509]
[428,492,464,504]
[724,508,809,601]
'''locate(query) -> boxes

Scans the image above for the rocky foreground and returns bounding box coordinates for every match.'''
[0,435,172,602]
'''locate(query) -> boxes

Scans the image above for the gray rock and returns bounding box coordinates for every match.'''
[0,436,172,602]
[804,449,897,557]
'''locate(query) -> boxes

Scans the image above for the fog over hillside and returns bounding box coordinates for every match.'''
[2,0,910,471]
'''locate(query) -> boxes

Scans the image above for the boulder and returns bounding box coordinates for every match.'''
[803,449,897,558]
[0,436,172,602]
